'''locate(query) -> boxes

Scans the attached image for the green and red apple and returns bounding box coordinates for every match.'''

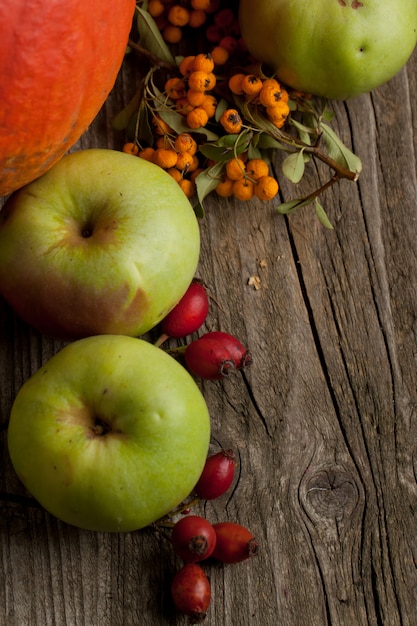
[239,0,417,100]
[0,149,200,339]
[7,334,211,532]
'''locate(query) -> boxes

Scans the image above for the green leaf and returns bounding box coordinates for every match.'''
[247,143,262,160]
[153,96,219,140]
[132,100,154,145]
[195,162,225,207]
[111,92,141,131]
[282,150,305,184]
[321,123,362,175]
[136,7,176,66]
[215,98,229,123]
[314,198,334,229]
[276,197,313,214]
[192,202,205,218]
[256,132,288,151]
[199,143,232,162]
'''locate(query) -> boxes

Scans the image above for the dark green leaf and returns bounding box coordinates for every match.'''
[215,98,228,123]
[199,144,232,161]
[112,92,141,131]
[136,7,176,66]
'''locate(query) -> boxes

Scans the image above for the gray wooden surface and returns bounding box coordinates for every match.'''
[1,44,417,626]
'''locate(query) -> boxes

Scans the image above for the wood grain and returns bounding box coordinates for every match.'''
[1,43,417,626]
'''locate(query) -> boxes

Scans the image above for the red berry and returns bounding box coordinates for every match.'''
[171,563,211,623]
[194,449,236,500]
[161,281,209,338]
[211,522,259,564]
[171,515,217,563]
[199,331,252,369]
[184,336,235,380]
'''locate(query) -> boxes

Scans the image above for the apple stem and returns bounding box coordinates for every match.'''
[154,333,170,348]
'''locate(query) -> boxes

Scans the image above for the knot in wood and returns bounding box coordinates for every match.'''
[303,466,359,520]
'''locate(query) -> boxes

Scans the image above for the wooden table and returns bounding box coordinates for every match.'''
[1,42,417,626]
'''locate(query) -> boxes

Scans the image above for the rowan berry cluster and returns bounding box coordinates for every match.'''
[120,0,287,206]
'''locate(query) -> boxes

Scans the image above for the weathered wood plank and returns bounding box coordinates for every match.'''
[0,41,416,626]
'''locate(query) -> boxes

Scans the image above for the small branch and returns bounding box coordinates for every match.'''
[128,39,176,71]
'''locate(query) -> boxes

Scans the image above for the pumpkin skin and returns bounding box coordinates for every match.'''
[0,0,136,197]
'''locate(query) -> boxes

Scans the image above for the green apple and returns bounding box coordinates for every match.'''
[0,149,200,339]
[239,0,417,100]
[7,335,211,532]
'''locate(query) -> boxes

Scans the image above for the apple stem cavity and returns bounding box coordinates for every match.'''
[90,417,112,437]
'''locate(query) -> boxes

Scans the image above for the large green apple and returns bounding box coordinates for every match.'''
[7,335,211,532]
[0,149,200,339]
[239,0,417,100]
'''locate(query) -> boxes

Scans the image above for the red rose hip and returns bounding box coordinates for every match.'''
[171,515,217,563]
[194,449,236,500]
[171,563,211,623]
[184,336,235,380]
[161,281,209,338]
[199,331,252,369]
[212,522,259,564]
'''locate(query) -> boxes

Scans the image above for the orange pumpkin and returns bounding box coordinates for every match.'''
[0,0,136,197]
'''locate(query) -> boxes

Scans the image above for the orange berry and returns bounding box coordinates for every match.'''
[165,77,186,100]
[191,0,211,9]
[179,178,196,198]
[167,5,190,26]
[266,101,290,127]
[204,72,216,91]
[241,74,263,96]
[155,135,171,149]
[218,36,238,54]
[259,78,284,108]
[200,94,217,118]
[220,108,242,134]
[232,177,254,201]
[179,55,196,77]
[152,147,178,169]
[188,70,212,92]
[162,24,183,44]
[210,45,229,66]
[151,114,173,136]
[225,157,245,181]
[228,73,245,95]
[187,154,200,173]
[122,142,140,156]
[175,151,194,171]
[245,158,269,180]
[166,167,182,182]
[188,9,207,28]
[147,0,165,17]
[254,175,279,200]
[186,89,206,106]
[186,107,209,129]
[174,132,197,155]
[191,167,204,182]
[192,53,215,74]
[175,97,194,115]
[138,146,156,161]
[215,176,234,197]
